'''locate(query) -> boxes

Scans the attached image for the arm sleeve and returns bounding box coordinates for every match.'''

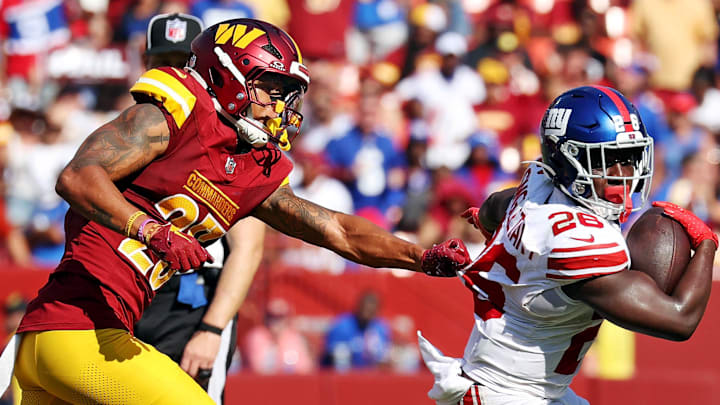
[546,234,629,280]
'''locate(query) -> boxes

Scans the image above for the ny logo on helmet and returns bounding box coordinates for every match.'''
[544,108,572,136]
[214,23,265,49]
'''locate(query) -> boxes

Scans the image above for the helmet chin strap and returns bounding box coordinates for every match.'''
[213,99,270,148]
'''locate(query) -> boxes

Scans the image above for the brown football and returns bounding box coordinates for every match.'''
[626,207,691,293]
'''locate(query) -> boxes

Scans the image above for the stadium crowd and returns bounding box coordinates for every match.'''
[1,0,720,377]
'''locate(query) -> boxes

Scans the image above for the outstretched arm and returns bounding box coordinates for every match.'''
[55,103,170,237]
[251,185,425,272]
[564,239,715,341]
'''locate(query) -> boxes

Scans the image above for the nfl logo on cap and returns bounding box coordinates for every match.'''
[165,18,187,43]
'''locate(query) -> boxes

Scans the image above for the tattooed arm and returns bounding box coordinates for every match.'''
[251,185,424,272]
[55,103,170,237]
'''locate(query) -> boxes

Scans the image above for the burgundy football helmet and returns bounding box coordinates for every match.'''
[189,19,310,150]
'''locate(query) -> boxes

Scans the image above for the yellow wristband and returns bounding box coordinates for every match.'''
[124,211,145,237]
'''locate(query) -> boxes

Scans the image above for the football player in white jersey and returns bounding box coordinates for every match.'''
[419,86,718,405]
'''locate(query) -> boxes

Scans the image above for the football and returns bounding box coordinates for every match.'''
[626,207,691,293]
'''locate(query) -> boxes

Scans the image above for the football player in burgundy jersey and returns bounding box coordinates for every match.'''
[420,86,717,405]
[134,13,263,404]
[6,19,470,405]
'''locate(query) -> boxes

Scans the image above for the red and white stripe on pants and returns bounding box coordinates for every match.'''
[460,385,482,405]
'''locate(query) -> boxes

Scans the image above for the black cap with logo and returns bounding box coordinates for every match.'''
[146,13,204,55]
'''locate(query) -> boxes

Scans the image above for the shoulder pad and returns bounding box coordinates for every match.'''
[130,68,197,128]
[543,207,629,280]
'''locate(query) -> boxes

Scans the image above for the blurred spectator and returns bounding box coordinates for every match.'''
[612,60,672,146]
[241,0,289,28]
[474,58,526,148]
[45,86,111,144]
[388,315,420,373]
[346,0,407,65]
[0,0,70,83]
[0,293,26,405]
[631,0,718,92]
[455,131,502,204]
[283,149,354,274]
[4,292,26,336]
[0,196,30,268]
[190,0,255,28]
[321,291,391,371]
[296,73,352,153]
[0,124,31,267]
[395,31,486,170]
[325,78,406,221]
[243,298,315,374]
[118,0,161,42]
[286,0,353,60]
[416,175,477,247]
[4,107,74,267]
[689,66,720,134]
[666,151,720,224]
[385,2,447,79]
[291,151,354,216]
[662,92,712,181]
[395,130,432,236]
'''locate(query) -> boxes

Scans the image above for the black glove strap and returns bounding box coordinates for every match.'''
[197,321,224,335]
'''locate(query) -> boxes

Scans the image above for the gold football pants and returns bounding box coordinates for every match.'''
[14,329,214,405]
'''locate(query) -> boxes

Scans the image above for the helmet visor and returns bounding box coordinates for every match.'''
[248,72,305,149]
[561,137,653,220]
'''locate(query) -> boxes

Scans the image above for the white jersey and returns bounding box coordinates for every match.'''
[461,164,630,400]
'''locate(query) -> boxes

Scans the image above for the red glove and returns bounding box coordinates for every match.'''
[145,223,213,272]
[461,207,492,240]
[421,238,472,277]
[653,201,718,249]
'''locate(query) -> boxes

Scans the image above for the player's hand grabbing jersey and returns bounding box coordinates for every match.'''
[459,164,629,399]
[18,67,291,334]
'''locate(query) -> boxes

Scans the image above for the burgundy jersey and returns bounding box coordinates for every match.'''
[19,67,292,333]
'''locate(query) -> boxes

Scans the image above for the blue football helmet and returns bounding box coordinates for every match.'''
[539,86,653,222]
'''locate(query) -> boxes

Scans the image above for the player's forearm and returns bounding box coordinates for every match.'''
[626,241,716,340]
[202,220,265,328]
[56,165,147,238]
[253,186,424,271]
[202,250,261,328]
[668,240,715,326]
[330,213,424,272]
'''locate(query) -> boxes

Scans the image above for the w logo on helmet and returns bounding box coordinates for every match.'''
[214,23,265,49]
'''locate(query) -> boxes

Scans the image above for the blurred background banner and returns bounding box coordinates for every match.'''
[1,0,720,404]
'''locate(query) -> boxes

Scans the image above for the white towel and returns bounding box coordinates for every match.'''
[418,331,474,405]
[0,334,20,395]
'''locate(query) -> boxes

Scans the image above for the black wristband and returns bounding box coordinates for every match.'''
[197,321,223,335]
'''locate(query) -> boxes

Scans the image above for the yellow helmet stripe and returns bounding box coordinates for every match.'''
[215,23,233,44]
[287,33,303,64]
[234,27,265,49]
